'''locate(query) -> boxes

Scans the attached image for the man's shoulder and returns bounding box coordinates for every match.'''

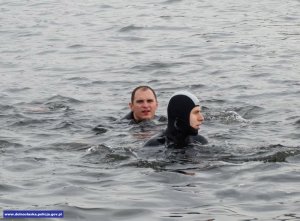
[122,112,134,120]
[190,134,208,145]
[144,131,166,147]
[122,112,167,124]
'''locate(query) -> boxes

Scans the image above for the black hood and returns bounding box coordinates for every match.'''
[166,91,200,147]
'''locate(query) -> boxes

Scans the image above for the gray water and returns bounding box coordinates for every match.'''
[1,0,300,220]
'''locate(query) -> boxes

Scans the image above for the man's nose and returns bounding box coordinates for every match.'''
[199,113,204,121]
[141,101,149,107]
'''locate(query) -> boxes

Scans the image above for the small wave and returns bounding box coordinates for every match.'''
[227,144,300,163]
[92,125,108,135]
[123,159,169,170]
[132,61,188,72]
[114,36,147,42]
[162,0,183,4]
[0,140,23,151]
[83,145,137,164]
[294,118,300,127]
[6,87,31,92]
[45,94,82,111]
[0,104,14,111]
[233,105,264,119]
[46,95,82,104]
[45,142,91,152]
[119,25,144,32]
[205,110,250,124]
[52,121,76,130]
[68,44,86,49]
[10,118,50,127]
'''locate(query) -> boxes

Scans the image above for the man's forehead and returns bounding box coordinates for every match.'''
[134,89,155,98]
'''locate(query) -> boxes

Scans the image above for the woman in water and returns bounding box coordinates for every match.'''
[144,91,208,148]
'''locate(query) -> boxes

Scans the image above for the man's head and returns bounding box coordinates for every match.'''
[129,86,158,122]
[167,91,204,135]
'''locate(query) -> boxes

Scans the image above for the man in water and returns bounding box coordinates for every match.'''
[123,85,161,124]
[94,86,160,134]
[144,91,208,148]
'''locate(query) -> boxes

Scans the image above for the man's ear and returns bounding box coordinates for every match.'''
[129,102,133,110]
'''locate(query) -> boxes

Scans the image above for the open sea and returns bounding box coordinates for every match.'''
[1,0,300,220]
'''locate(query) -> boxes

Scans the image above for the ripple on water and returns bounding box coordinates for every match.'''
[0,140,23,153]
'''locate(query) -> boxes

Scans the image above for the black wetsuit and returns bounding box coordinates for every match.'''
[122,111,167,124]
[144,130,208,148]
[144,91,208,148]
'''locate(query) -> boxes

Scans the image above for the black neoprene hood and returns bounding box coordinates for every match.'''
[167,91,200,135]
[168,91,199,122]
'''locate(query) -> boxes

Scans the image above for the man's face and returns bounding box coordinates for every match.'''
[129,89,158,122]
[189,106,204,130]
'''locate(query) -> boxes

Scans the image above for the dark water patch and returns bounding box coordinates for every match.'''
[52,121,78,130]
[228,144,300,163]
[114,36,148,42]
[0,198,28,208]
[0,104,14,111]
[0,183,24,192]
[291,118,300,127]
[0,140,23,150]
[67,44,86,49]
[206,54,236,61]
[48,184,97,197]
[47,142,91,152]
[112,208,152,219]
[4,161,45,172]
[123,159,170,171]
[249,72,272,78]
[90,79,134,86]
[36,50,57,55]
[0,61,18,68]
[287,132,300,141]
[119,24,190,34]
[28,2,52,7]
[202,32,235,39]
[149,25,190,31]
[283,16,299,21]
[255,171,300,183]
[10,117,52,127]
[162,0,183,4]
[204,98,227,104]
[215,188,294,202]
[227,84,252,90]
[132,61,189,72]
[17,31,42,38]
[46,95,82,104]
[65,76,90,81]
[44,95,82,111]
[92,124,108,134]
[5,87,31,92]
[99,4,113,9]
[119,25,144,32]
[188,84,207,90]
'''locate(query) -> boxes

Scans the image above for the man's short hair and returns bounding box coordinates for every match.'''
[131,86,157,103]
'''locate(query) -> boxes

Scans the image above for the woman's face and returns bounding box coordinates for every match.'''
[189,106,204,130]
